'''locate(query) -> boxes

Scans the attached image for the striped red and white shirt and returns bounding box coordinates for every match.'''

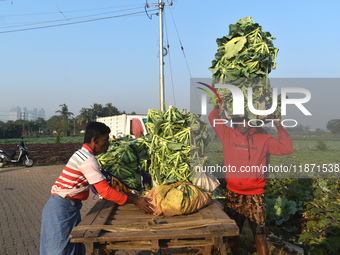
[51,144,105,200]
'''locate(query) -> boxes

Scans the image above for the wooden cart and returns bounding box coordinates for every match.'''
[70,199,239,255]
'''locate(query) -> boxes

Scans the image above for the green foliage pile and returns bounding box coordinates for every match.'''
[299,179,340,254]
[208,17,280,121]
[143,106,209,186]
[143,106,191,185]
[265,178,340,255]
[190,113,210,169]
[97,135,149,190]
[209,16,278,79]
[96,106,210,190]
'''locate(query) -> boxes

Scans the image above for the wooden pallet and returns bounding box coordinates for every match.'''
[71,199,239,255]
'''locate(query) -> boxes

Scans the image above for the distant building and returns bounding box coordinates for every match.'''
[38,108,45,119]
[28,108,38,120]
[9,106,20,121]
[22,107,28,120]
[8,106,45,121]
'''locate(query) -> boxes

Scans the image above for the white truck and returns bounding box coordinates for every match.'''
[96,114,147,139]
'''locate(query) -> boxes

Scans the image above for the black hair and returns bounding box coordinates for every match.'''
[83,122,111,143]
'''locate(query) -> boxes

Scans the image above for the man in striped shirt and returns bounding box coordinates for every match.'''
[40,122,153,255]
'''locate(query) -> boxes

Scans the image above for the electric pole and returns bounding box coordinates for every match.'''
[147,1,172,113]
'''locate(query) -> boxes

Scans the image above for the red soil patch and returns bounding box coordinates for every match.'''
[0,143,83,165]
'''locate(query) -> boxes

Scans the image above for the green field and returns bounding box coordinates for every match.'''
[270,150,340,165]
[205,133,340,175]
[291,139,340,151]
[0,135,83,144]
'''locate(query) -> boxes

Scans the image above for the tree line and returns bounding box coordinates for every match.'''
[1,103,340,139]
[0,103,136,139]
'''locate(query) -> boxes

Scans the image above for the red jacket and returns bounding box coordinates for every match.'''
[209,108,293,195]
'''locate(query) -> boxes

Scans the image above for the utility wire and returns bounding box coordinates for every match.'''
[166,1,191,78]
[0,9,158,34]
[57,5,69,21]
[163,9,176,107]
[166,1,200,109]
[0,4,145,18]
[0,7,154,29]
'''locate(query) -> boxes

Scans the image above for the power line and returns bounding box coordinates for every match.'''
[168,2,202,112]
[163,9,176,107]
[0,6,146,28]
[0,9,158,34]
[0,4,145,18]
[165,0,199,106]
[166,2,191,78]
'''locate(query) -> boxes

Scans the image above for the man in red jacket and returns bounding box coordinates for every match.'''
[209,106,293,255]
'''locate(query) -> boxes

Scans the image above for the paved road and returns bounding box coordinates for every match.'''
[0,165,211,255]
[0,165,127,255]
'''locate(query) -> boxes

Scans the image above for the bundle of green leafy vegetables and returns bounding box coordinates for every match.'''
[143,106,211,188]
[209,17,281,121]
[97,135,149,190]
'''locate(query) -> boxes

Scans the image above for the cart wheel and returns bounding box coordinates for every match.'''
[0,159,5,168]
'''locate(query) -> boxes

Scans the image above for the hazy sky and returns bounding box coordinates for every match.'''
[0,0,339,129]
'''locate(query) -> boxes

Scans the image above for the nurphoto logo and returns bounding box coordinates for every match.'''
[198,82,312,128]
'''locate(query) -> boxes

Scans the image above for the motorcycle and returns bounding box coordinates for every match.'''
[0,138,34,168]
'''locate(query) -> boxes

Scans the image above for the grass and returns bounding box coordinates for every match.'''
[270,150,340,165]
[206,138,340,153]
[291,140,340,151]
[0,135,83,144]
